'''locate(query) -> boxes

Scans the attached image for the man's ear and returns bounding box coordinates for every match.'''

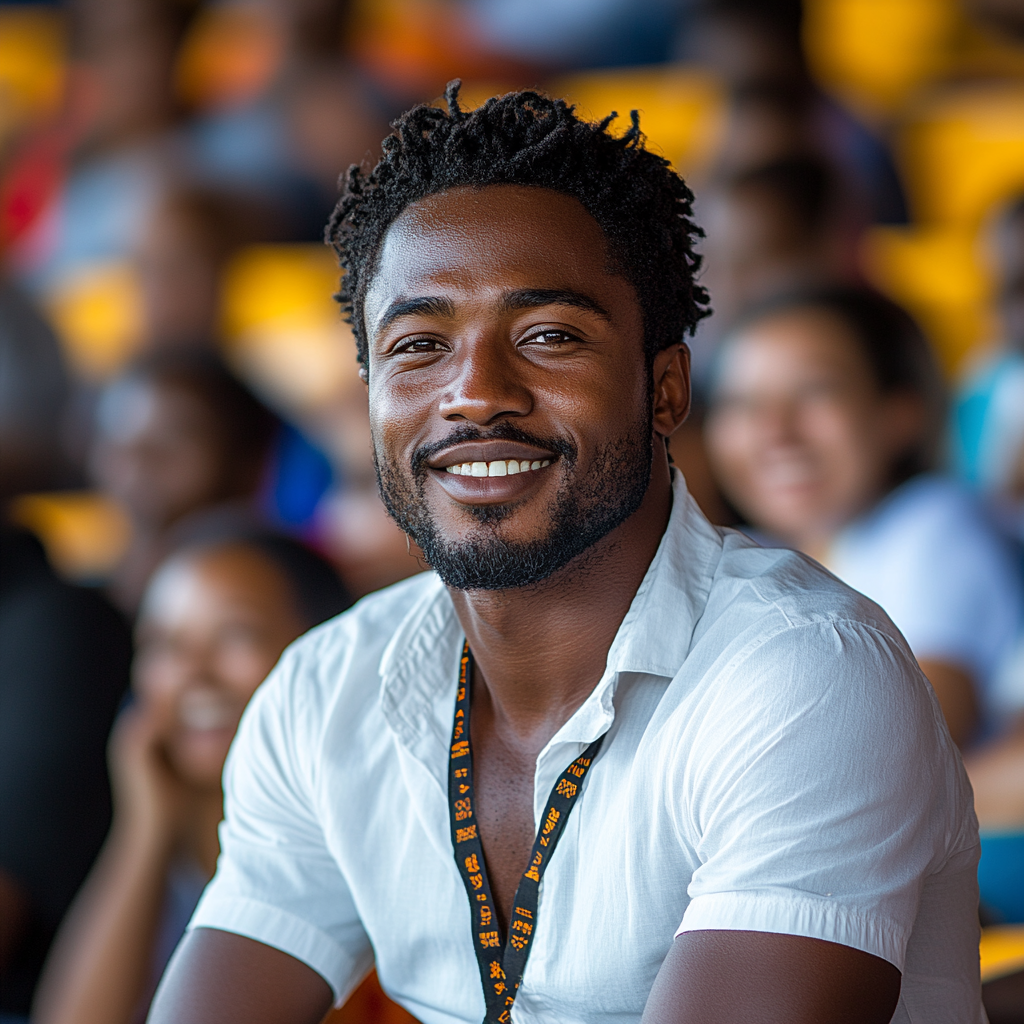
[652,343,691,439]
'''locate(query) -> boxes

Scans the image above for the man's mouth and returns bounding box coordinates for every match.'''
[444,458,552,477]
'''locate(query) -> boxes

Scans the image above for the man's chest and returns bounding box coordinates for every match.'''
[318,725,698,1023]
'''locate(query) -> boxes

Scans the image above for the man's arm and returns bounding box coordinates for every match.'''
[642,931,900,1024]
[147,929,334,1024]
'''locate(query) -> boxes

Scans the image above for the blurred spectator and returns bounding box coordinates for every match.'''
[672,155,861,527]
[32,534,350,1024]
[705,286,1023,748]
[951,194,1024,525]
[0,280,131,1021]
[307,345,425,597]
[132,183,285,354]
[692,154,861,378]
[89,351,279,616]
[9,0,192,291]
[684,0,908,225]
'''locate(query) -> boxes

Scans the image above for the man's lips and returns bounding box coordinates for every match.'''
[425,441,559,501]
[426,441,557,472]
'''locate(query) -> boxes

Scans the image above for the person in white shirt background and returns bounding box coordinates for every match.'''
[704,284,1024,922]
[148,84,982,1024]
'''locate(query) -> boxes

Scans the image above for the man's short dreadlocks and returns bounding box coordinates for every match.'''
[326,81,709,368]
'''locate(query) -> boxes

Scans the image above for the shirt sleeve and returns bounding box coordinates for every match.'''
[675,618,976,971]
[189,644,373,1005]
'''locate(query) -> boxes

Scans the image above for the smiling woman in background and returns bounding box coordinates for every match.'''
[32,534,349,1024]
[705,286,1024,749]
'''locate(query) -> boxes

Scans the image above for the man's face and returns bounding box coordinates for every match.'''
[362,184,655,590]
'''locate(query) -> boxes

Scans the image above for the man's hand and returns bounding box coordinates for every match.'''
[147,928,334,1024]
[642,931,901,1024]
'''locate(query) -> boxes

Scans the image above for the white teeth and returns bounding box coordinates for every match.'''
[444,458,555,476]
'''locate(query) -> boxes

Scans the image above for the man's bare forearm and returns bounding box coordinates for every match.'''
[642,931,901,1024]
[147,929,333,1024]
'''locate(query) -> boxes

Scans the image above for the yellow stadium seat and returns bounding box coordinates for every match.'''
[804,0,959,118]
[0,7,65,144]
[898,83,1024,228]
[220,244,357,417]
[862,224,997,374]
[549,64,724,176]
[980,925,1024,984]
[43,260,145,381]
[11,491,131,581]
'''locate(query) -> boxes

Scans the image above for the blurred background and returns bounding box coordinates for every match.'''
[5,0,1024,1021]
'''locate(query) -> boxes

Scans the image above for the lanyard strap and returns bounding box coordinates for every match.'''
[448,641,604,1024]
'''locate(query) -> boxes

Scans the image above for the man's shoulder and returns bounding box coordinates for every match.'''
[706,527,899,643]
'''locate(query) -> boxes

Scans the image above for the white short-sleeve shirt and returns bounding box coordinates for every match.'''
[191,474,982,1024]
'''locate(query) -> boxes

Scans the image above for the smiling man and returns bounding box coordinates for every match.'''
[149,85,983,1024]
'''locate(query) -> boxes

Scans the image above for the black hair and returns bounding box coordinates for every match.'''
[326,81,709,370]
[178,531,351,630]
[722,155,840,242]
[721,285,945,479]
[241,533,351,628]
[120,350,279,485]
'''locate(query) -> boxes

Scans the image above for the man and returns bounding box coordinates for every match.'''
[150,84,982,1023]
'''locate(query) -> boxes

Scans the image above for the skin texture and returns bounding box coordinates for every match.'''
[148,185,901,1024]
[34,546,307,1024]
[705,308,978,745]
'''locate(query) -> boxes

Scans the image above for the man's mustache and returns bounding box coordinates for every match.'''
[410,422,578,480]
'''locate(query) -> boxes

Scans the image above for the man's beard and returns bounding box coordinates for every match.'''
[374,412,654,591]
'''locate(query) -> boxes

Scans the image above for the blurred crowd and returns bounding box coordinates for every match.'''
[3,0,1024,1020]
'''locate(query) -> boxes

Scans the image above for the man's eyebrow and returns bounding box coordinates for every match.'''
[499,288,612,321]
[376,296,456,332]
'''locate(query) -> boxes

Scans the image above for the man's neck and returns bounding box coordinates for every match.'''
[447,459,673,754]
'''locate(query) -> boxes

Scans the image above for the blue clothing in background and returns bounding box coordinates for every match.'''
[264,423,334,532]
[978,833,1024,924]
[952,349,1024,494]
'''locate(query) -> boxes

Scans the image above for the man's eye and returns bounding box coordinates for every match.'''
[522,330,578,346]
[397,338,444,353]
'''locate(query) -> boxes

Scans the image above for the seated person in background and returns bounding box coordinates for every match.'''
[951,193,1024,532]
[705,286,1023,749]
[89,351,279,616]
[132,185,286,356]
[149,86,981,1024]
[683,0,908,225]
[32,533,351,1024]
[0,282,131,1022]
[673,155,862,528]
[695,156,862,349]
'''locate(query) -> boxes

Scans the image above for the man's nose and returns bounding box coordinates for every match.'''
[437,334,533,426]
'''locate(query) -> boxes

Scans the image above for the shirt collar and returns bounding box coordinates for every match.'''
[378,472,723,782]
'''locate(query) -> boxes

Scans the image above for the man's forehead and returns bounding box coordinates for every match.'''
[365,184,621,315]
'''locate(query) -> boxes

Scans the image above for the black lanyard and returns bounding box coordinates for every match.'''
[448,641,604,1024]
